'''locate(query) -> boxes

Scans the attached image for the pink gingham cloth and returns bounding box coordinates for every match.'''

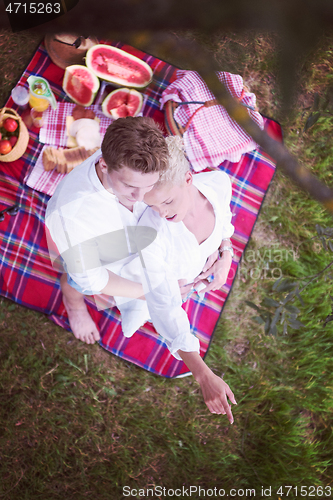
[25,145,99,198]
[39,103,113,146]
[25,145,64,197]
[161,70,264,172]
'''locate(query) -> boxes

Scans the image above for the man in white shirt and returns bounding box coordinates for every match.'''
[45,116,169,344]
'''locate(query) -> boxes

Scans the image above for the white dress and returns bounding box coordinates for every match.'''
[117,170,234,359]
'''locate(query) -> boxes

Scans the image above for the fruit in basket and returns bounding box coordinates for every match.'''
[85,44,153,88]
[0,107,29,161]
[3,118,18,133]
[9,136,18,148]
[102,88,143,119]
[0,139,12,155]
[63,65,100,106]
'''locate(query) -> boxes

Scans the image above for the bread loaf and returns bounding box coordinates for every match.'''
[42,146,59,171]
[43,146,99,174]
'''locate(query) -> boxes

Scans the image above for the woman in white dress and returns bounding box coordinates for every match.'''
[117,136,237,421]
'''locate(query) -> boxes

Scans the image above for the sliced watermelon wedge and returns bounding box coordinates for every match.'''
[102,88,143,119]
[63,65,100,106]
[86,44,153,88]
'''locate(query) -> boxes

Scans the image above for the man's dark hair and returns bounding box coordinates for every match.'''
[101,116,168,174]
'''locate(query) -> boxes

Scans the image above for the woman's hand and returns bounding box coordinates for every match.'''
[178,350,237,423]
[194,251,232,293]
[198,371,236,420]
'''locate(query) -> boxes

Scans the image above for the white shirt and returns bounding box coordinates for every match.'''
[45,149,147,294]
[118,170,234,359]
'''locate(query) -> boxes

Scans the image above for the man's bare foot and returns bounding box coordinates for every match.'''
[63,296,100,344]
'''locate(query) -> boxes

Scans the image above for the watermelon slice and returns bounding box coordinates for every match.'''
[86,44,153,88]
[63,65,100,106]
[102,88,143,119]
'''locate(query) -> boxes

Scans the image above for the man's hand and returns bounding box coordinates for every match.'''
[178,350,237,423]
[194,251,232,293]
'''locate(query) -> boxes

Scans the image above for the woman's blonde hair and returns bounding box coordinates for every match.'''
[155,135,191,186]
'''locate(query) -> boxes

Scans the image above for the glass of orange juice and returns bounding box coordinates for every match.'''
[27,75,57,112]
[28,92,50,112]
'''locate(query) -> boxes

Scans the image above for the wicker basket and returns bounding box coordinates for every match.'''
[0,107,29,162]
[164,99,218,137]
[164,91,255,137]
[164,100,185,137]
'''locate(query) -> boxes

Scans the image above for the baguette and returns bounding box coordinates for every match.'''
[43,146,99,174]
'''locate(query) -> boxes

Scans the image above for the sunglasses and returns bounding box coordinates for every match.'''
[0,204,20,222]
[53,35,89,49]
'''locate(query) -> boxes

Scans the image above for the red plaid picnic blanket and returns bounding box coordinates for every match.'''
[0,39,283,378]
[161,70,264,171]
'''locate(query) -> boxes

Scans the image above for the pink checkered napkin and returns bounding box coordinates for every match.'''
[25,145,67,197]
[39,103,113,147]
[161,70,264,172]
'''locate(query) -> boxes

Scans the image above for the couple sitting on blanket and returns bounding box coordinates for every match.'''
[45,116,237,422]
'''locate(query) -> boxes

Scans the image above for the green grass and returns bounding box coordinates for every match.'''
[1,29,333,499]
[0,29,42,105]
